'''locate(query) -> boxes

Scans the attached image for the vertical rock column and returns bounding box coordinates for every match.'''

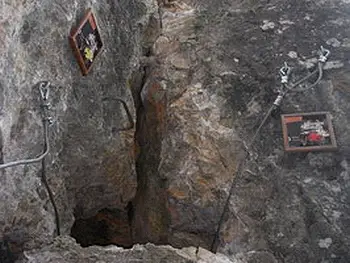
[132,0,243,249]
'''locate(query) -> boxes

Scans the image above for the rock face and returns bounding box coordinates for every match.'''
[18,235,238,263]
[1,0,350,262]
[132,0,350,262]
[131,0,244,249]
[0,0,158,259]
[190,1,350,262]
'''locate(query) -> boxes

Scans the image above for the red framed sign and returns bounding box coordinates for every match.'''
[69,8,103,75]
[281,112,337,152]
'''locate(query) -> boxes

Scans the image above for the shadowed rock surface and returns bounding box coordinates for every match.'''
[0,0,158,260]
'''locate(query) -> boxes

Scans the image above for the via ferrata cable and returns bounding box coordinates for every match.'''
[210,46,330,252]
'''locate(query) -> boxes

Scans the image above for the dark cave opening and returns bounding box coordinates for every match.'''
[70,206,134,248]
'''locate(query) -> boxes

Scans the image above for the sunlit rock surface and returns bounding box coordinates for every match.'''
[19,236,238,263]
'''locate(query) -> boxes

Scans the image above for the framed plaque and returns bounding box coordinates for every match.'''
[281,112,337,152]
[69,8,103,75]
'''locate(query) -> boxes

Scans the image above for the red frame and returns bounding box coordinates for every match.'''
[281,112,337,152]
[69,8,103,75]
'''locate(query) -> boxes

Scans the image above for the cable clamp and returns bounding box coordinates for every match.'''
[281,75,288,84]
[45,116,54,125]
[273,93,284,107]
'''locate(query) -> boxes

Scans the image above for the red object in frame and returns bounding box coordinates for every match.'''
[281,112,337,152]
[307,132,322,142]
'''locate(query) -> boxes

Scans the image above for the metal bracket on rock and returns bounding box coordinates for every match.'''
[102,97,134,131]
[319,46,330,63]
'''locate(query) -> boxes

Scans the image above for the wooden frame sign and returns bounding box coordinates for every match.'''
[69,8,103,75]
[281,112,337,152]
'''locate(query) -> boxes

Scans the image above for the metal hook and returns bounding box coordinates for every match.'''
[279,62,291,76]
[319,46,330,63]
[39,81,50,101]
[321,46,330,58]
[279,62,291,84]
[38,81,53,125]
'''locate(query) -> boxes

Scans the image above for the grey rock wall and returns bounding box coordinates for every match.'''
[131,0,350,262]
[0,0,158,256]
[1,0,350,262]
[189,0,350,261]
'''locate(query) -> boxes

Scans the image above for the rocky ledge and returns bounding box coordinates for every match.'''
[18,236,237,263]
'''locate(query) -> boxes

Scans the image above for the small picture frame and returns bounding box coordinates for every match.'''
[69,8,103,75]
[281,112,337,152]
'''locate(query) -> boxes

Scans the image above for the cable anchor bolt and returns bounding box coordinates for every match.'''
[39,81,50,101]
[279,62,291,84]
[319,46,330,63]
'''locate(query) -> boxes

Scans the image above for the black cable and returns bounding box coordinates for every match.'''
[249,105,277,148]
[210,104,275,252]
[40,121,61,236]
[39,95,133,237]
[102,97,134,131]
[210,151,248,252]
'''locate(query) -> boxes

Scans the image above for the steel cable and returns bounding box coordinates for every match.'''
[0,118,61,236]
[0,94,133,237]
[285,62,324,94]
[210,104,274,252]
[0,121,50,169]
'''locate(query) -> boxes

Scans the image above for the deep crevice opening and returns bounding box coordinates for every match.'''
[70,62,152,249]
[70,3,170,249]
[0,239,18,263]
[71,206,134,248]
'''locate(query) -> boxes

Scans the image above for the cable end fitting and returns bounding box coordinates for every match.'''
[45,117,54,126]
[319,46,330,63]
[273,94,284,107]
[39,81,51,101]
[281,75,288,84]
[279,62,291,84]
[319,55,328,63]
